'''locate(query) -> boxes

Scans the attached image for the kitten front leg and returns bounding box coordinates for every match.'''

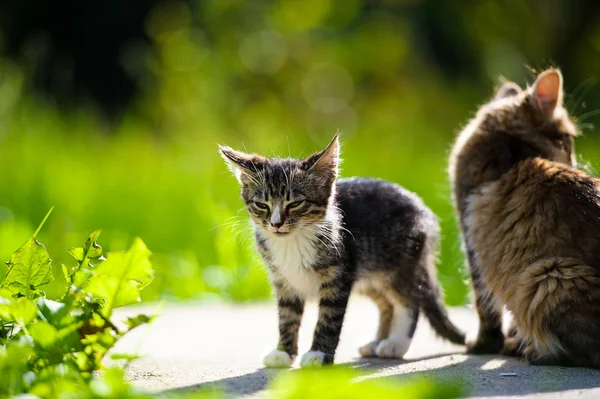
[263,282,305,368]
[465,246,505,354]
[301,276,352,367]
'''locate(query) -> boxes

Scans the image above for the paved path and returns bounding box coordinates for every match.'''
[111,299,600,398]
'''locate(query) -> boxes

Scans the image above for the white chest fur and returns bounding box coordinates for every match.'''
[263,230,322,299]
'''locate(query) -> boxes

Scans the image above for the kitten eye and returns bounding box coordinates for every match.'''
[254,202,270,210]
[287,200,304,210]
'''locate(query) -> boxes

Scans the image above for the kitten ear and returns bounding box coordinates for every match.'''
[494,81,522,100]
[218,145,264,184]
[531,68,563,117]
[301,133,340,180]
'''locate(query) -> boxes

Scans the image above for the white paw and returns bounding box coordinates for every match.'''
[300,351,326,367]
[375,338,411,359]
[358,340,379,357]
[263,348,293,368]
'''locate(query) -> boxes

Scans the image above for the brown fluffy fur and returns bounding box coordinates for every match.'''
[450,68,600,367]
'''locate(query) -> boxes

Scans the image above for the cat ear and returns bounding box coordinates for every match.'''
[301,133,340,180]
[531,68,563,117]
[219,145,264,184]
[494,81,522,100]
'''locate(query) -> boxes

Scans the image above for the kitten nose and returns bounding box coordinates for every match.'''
[270,206,284,229]
[271,221,284,229]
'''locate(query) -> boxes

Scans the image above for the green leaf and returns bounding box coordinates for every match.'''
[0,340,35,394]
[124,314,156,330]
[2,237,53,299]
[269,368,466,399]
[68,247,85,262]
[30,321,59,349]
[0,288,14,300]
[84,230,103,260]
[68,231,102,273]
[0,297,38,324]
[72,268,95,288]
[0,228,163,399]
[86,238,154,316]
[36,298,71,328]
[62,264,72,285]
[110,353,141,362]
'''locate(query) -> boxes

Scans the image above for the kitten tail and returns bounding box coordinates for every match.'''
[419,280,466,345]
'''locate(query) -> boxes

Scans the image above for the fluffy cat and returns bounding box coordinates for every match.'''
[450,68,600,367]
[220,134,465,367]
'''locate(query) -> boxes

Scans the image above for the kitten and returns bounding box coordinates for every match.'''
[450,68,600,367]
[220,134,465,367]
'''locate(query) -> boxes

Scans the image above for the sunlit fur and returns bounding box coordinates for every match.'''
[221,134,465,367]
[450,68,600,368]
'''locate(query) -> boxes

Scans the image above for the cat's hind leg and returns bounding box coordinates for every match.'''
[516,258,600,368]
[374,301,419,359]
[464,247,505,354]
[358,290,394,358]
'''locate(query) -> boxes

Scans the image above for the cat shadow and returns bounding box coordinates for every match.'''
[166,352,600,398]
[164,351,460,397]
[337,351,465,369]
[164,367,278,397]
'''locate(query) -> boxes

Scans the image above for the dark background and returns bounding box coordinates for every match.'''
[3,0,600,116]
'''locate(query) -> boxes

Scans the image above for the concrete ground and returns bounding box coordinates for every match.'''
[111,299,600,398]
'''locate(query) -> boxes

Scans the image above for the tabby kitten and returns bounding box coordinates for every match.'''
[220,134,465,368]
[450,68,600,367]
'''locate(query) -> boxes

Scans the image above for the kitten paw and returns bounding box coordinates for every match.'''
[263,349,293,368]
[300,351,327,367]
[358,340,379,358]
[375,338,410,359]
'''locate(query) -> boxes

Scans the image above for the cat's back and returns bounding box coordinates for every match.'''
[469,157,600,272]
[472,158,600,226]
[335,177,437,236]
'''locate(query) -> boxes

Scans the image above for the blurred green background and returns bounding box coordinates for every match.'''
[1,0,600,305]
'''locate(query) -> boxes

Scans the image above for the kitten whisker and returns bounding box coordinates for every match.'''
[227,222,254,246]
[312,234,337,256]
[209,216,247,232]
[568,76,598,116]
[297,222,342,257]
[318,232,341,258]
[243,171,260,186]
[576,122,595,131]
[313,221,345,242]
[281,164,290,189]
[575,109,600,123]
[236,206,248,215]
